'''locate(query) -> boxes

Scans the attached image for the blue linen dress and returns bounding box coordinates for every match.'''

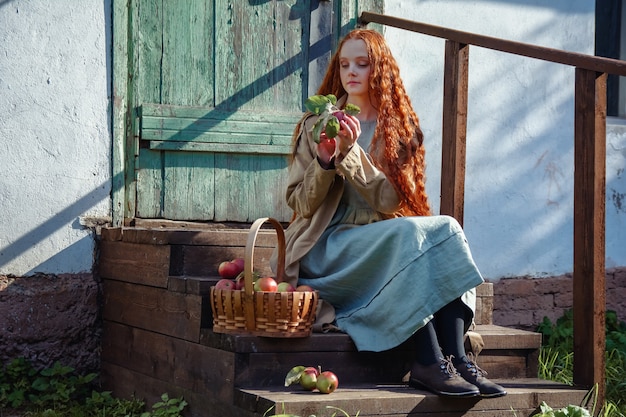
[297,120,484,352]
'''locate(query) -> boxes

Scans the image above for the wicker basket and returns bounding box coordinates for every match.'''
[210,217,318,338]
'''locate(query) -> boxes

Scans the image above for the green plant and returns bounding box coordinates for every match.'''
[536,309,626,416]
[0,357,187,417]
[140,393,187,417]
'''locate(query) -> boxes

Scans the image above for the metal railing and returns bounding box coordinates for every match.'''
[360,11,626,406]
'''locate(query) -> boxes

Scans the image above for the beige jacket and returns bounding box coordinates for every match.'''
[272,100,404,284]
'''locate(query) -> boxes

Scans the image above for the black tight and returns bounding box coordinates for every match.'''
[412,298,472,366]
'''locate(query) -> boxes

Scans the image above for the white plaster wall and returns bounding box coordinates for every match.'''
[385,0,626,279]
[0,0,111,275]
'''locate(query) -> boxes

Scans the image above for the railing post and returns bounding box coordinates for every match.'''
[440,40,469,226]
[573,68,607,406]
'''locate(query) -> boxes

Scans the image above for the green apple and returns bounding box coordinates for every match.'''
[316,371,338,394]
[299,367,319,391]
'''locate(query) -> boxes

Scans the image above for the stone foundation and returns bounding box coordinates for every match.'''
[0,273,101,375]
[491,267,626,331]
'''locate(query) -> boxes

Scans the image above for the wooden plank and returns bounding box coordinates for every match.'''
[214,1,303,112]
[148,141,291,155]
[140,105,299,151]
[99,226,282,247]
[133,0,163,106]
[440,40,469,224]
[178,246,275,278]
[101,362,258,417]
[135,148,164,218]
[103,279,202,342]
[161,1,213,106]
[101,321,234,402]
[99,240,170,287]
[111,0,130,226]
[200,325,537,354]
[573,68,607,401]
[239,379,588,417]
[359,12,626,76]
[162,151,215,220]
[235,351,412,388]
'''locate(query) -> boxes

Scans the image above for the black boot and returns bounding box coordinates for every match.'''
[455,354,507,398]
[409,356,480,398]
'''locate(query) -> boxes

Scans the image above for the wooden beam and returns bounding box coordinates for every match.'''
[440,41,469,225]
[111,0,129,227]
[573,68,607,404]
[360,12,626,76]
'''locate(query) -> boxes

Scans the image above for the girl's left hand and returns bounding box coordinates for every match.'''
[335,114,361,156]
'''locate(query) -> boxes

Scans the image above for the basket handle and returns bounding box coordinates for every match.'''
[243,217,286,330]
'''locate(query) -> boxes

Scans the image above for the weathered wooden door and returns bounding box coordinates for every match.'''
[112,0,383,225]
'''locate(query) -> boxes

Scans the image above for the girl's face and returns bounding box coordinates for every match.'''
[339,39,371,99]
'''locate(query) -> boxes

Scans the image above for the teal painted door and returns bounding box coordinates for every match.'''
[113,0,383,224]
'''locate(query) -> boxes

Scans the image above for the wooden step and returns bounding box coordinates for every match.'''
[236,379,589,417]
[199,324,540,387]
[97,223,566,417]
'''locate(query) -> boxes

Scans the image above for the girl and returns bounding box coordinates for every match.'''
[272,29,506,398]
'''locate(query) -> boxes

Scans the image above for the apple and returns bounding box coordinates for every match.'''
[254,277,278,292]
[296,284,314,292]
[299,367,319,391]
[232,257,245,272]
[234,273,245,290]
[316,371,338,394]
[218,261,239,279]
[332,110,346,122]
[277,282,296,292]
[218,258,245,279]
[215,278,235,290]
[317,137,336,165]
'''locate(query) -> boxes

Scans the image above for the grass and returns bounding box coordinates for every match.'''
[536,309,626,417]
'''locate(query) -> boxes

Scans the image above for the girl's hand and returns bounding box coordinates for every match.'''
[335,114,361,157]
[316,132,336,168]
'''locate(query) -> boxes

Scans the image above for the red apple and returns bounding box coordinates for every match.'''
[299,367,319,391]
[234,273,245,290]
[332,110,346,122]
[218,261,240,279]
[277,282,296,292]
[254,277,278,292]
[317,137,336,163]
[316,371,338,394]
[215,278,236,290]
[232,258,245,273]
[296,284,314,292]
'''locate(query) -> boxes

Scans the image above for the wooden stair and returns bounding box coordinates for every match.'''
[98,221,589,417]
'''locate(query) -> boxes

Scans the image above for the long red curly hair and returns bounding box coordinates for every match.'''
[293,29,431,217]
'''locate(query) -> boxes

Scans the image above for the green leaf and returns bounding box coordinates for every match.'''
[312,120,324,143]
[304,95,331,114]
[324,116,340,138]
[325,94,337,105]
[284,366,305,387]
[343,103,361,116]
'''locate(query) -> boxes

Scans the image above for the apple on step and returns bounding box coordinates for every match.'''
[316,370,339,394]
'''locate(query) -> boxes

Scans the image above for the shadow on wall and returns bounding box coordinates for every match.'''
[0,179,111,275]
